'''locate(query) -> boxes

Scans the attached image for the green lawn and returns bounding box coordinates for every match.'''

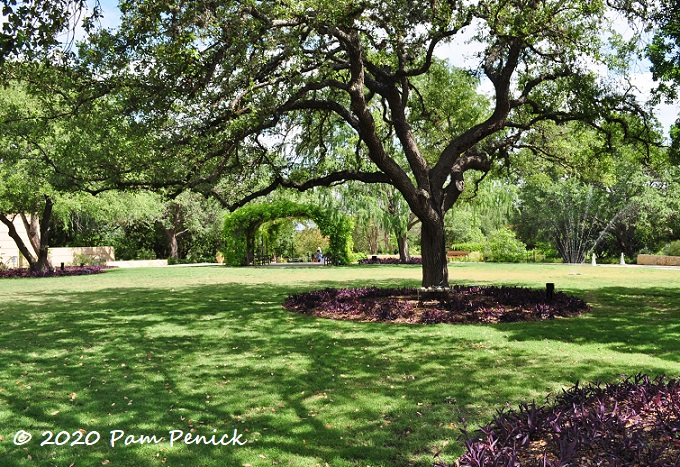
[0,263,678,466]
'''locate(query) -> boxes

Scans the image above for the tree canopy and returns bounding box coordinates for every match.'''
[648,0,680,162]
[0,0,101,63]
[75,0,660,286]
[0,0,667,282]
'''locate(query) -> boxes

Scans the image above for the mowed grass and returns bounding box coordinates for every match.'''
[0,263,678,466]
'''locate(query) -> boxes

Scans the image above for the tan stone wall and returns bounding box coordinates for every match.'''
[105,259,168,268]
[2,216,115,268]
[50,246,116,266]
[637,254,680,267]
[0,216,32,268]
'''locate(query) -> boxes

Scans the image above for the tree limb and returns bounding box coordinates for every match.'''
[220,170,392,211]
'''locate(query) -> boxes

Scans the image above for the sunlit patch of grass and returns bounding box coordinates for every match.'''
[0,264,678,466]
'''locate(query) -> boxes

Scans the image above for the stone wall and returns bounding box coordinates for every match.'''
[637,254,680,267]
[0,216,32,268]
[50,246,116,266]
[2,216,115,268]
[105,259,168,268]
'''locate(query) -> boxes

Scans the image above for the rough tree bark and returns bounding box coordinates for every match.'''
[0,196,54,273]
[420,211,448,287]
[163,201,189,261]
[165,227,180,260]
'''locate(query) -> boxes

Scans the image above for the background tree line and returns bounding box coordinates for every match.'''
[1,0,680,276]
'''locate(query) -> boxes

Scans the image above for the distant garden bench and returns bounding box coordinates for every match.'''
[253,254,271,266]
[447,250,470,261]
[323,253,337,266]
[286,257,305,263]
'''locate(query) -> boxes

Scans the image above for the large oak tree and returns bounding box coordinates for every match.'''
[85,0,654,286]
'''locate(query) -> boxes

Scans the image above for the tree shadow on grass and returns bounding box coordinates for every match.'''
[0,280,677,466]
[502,286,680,363]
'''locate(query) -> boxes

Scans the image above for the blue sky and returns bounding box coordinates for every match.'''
[96,0,122,29]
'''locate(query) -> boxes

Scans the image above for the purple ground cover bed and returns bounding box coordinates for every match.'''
[358,257,422,264]
[0,265,113,279]
[283,285,589,324]
[445,374,680,466]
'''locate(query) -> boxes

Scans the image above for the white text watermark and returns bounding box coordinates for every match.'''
[10,429,247,448]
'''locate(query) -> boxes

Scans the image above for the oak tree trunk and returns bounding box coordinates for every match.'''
[33,246,53,273]
[35,198,54,273]
[420,215,448,288]
[165,228,179,260]
[0,214,37,266]
[0,196,54,273]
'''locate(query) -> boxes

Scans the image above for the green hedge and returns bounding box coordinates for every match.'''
[451,242,487,253]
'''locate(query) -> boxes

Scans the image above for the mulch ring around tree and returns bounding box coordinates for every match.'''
[283,285,590,324]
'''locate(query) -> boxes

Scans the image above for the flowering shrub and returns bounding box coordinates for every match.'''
[0,265,112,279]
[358,257,422,264]
[446,374,680,467]
[283,285,589,324]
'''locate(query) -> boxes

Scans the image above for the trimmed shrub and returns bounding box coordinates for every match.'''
[485,228,527,262]
[665,240,680,257]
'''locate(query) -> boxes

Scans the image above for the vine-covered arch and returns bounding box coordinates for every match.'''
[222,200,353,266]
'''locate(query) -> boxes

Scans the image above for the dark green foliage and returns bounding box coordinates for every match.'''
[648,0,680,101]
[648,0,680,163]
[109,221,167,260]
[670,122,680,165]
[665,240,680,256]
